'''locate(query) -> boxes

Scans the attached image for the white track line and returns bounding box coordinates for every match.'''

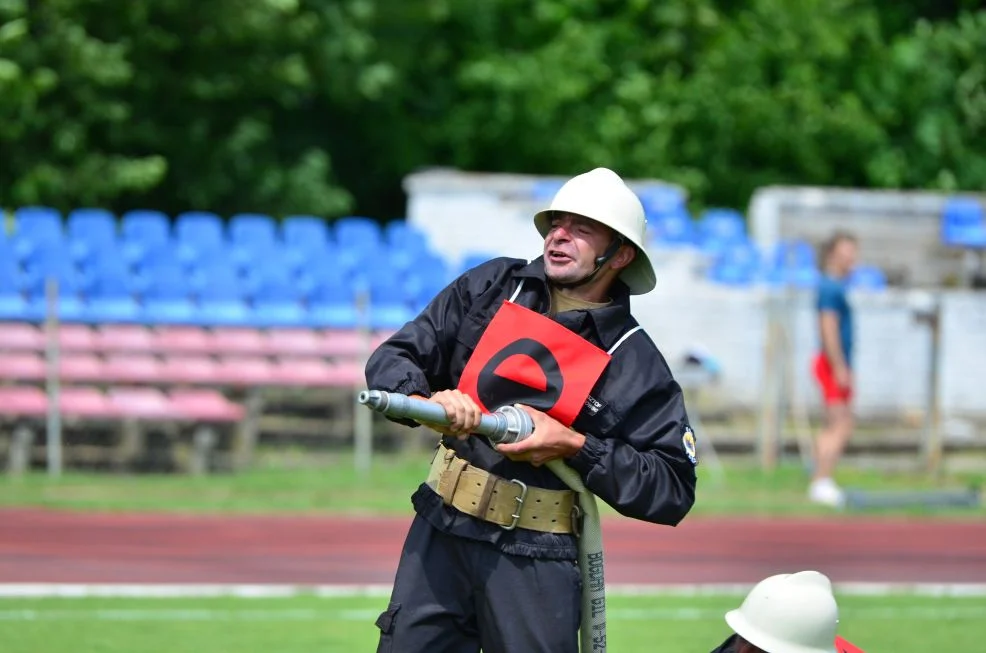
[2,583,986,598]
[0,607,983,622]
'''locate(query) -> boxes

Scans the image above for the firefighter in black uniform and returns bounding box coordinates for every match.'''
[366,168,699,653]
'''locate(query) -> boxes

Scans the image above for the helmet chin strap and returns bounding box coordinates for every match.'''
[551,236,625,291]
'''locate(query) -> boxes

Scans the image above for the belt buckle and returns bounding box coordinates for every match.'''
[500,479,528,531]
[570,502,583,538]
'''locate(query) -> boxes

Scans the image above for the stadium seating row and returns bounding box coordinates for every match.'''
[1,207,457,327]
[3,207,411,253]
[0,322,393,358]
[2,201,906,325]
[0,350,363,389]
[0,385,243,424]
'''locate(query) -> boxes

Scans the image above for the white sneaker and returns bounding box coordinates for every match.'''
[808,478,845,508]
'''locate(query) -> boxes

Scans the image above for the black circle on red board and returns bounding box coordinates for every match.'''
[476,338,564,412]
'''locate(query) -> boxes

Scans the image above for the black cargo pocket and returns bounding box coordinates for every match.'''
[374,601,401,652]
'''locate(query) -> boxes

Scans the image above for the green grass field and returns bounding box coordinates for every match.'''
[0,593,983,652]
[2,449,984,518]
[3,451,984,651]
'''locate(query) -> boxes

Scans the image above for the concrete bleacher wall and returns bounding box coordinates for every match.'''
[636,264,986,423]
[748,185,986,287]
[403,167,688,269]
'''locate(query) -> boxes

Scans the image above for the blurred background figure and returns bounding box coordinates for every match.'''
[808,232,859,508]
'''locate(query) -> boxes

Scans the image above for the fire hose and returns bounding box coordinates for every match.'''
[358,389,607,652]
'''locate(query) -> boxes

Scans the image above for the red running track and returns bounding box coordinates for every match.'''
[2,509,984,585]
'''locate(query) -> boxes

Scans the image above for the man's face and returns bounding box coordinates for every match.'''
[831,239,858,277]
[542,213,617,285]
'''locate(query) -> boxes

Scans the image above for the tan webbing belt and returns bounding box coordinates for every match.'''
[426,443,579,534]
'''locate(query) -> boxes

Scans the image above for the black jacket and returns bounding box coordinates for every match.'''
[365,256,697,559]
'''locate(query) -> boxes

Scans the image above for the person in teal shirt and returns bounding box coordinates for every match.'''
[809,231,858,507]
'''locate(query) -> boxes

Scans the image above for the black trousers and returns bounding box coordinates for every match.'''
[374,514,583,653]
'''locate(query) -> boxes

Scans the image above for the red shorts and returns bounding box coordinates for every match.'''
[813,353,852,404]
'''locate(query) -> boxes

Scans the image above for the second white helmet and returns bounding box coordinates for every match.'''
[725,571,839,653]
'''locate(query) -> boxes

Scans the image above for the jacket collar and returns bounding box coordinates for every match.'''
[514,256,636,351]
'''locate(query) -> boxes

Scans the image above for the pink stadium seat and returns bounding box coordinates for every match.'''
[271,357,339,387]
[59,387,114,418]
[95,325,155,352]
[0,352,46,381]
[58,353,105,382]
[57,324,97,352]
[153,326,214,355]
[0,323,44,351]
[102,354,163,384]
[328,361,365,386]
[317,329,364,357]
[211,327,266,356]
[107,387,174,419]
[0,386,48,416]
[159,355,220,385]
[264,328,322,357]
[168,389,244,422]
[214,356,273,386]
[372,330,397,348]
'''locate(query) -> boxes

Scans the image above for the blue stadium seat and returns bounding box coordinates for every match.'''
[282,215,331,251]
[82,293,142,324]
[772,239,817,270]
[387,247,422,276]
[230,213,277,246]
[368,279,415,329]
[306,279,360,329]
[697,209,746,254]
[849,265,887,291]
[650,210,695,247]
[83,255,131,284]
[707,242,762,287]
[191,267,250,326]
[67,208,117,247]
[175,210,224,249]
[708,263,758,287]
[941,197,986,248]
[83,264,142,323]
[87,270,137,300]
[334,216,382,250]
[121,209,170,245]
[249,275,307,328]
[141,270,196,325]
[14,206,63,244]
[235,244,308,279]
[136,244,185,273]
[404,255,449,302]
[121,210,171,264]
[0,257,28,320]
[25,294,86,323]
[384,220,429,251]
[638,186,687,219]
[22,252,85,299]
[67,209,117,267]
[19,260,85,322]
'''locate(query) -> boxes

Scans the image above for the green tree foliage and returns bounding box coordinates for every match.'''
[0,0,982,221]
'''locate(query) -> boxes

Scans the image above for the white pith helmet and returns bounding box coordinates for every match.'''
[725,571,839,653]
[533,167,656,295]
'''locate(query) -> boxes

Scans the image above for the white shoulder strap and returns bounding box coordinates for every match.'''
[508,279,525,303]
[607,325,643,355]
